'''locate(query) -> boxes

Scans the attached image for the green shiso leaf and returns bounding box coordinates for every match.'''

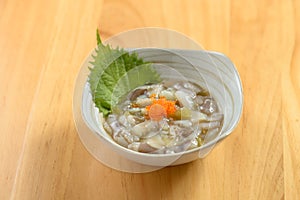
[88,30,161,117]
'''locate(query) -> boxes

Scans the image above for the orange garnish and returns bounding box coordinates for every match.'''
[146,96,176,121]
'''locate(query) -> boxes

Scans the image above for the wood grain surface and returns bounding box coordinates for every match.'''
[0,0,299,199]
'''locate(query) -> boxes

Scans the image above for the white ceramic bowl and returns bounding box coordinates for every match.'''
[78,48,243,168]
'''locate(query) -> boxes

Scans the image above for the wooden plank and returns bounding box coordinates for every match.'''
[0,1,64,199]
[283,0,300,199]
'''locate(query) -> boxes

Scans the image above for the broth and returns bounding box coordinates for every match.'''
[102,80,223,154]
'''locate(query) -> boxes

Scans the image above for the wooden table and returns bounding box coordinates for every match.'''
[1,0,299,199]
